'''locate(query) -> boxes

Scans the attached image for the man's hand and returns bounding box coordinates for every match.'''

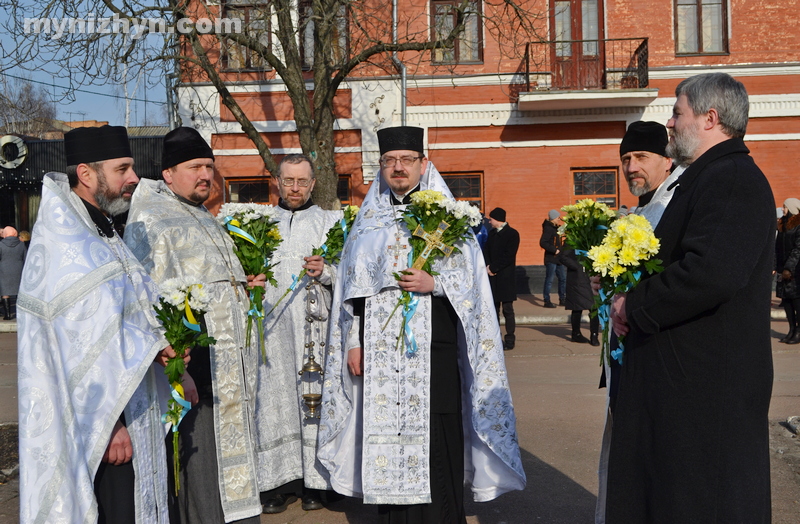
[182,372,200,406]
[397,268,435,294]
[348,347,363,376]
[782,269,793,281]
[247,273,267,289]
[303,255,326,279]
[610,293,630,337]
[487,266,496,276]
[154,345,190,367]
[102,419,133,465]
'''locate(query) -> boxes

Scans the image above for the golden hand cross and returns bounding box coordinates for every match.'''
[411,221,454,269]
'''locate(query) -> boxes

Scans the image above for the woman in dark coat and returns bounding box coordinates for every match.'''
[776,197,800,343]
[557,248,599,345]
[483,208,520,350]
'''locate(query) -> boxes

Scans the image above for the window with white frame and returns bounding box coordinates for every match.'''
[675,0,727,54]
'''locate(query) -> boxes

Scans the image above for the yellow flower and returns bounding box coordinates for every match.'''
[618,245,641,266]
[609,264,626,278]
[589,245,617,276]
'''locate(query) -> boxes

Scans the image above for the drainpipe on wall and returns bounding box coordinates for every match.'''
[392,0,407,126]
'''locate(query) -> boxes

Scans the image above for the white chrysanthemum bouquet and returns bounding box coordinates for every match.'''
[153,278,215,494]
[217,203,282,362]
[561,200,663,364]
[384,190,482,355]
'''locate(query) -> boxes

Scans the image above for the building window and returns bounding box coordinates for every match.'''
[337,175,351,206]
[675,0,727,54]
[226,177,271,204]
[431,0,482,64]
[222,2,271,70]
[300,0,348,68]
[572,168,617,208]
[442,172,483,212]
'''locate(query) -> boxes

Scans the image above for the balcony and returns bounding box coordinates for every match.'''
[518,37,658,111]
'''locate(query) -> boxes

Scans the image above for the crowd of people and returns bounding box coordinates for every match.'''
[12,71,784,524]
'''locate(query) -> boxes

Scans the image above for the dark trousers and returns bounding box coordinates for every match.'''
[543,263,566,303]
[495,301,516,338]
[94,460,135,524]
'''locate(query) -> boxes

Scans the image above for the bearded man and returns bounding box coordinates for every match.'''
[17,126,182,523]
[317,126,525,523]
[125,127,264,524]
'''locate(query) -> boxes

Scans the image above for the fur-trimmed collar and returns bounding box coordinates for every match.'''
[778,213,800,232]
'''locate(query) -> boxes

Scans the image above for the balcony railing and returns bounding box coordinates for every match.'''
[524,38,648,92]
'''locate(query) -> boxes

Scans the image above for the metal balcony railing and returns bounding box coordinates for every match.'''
[524,38,649,92]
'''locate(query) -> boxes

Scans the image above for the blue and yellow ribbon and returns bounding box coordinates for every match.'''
[183,287,201,332]
[223,216,257,244]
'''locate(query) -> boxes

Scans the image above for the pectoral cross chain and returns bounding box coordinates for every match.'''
[411,221,454,270]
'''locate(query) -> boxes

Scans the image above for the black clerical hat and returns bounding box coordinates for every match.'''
[489,207,506,222]
[377,126,425,156]
[162,127,214,170]
[64,126,132,166]
[619,121,668,157]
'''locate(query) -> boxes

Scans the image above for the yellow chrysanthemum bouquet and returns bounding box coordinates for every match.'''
[561,200,663,364]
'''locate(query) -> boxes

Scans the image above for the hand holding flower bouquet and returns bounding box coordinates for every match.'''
[384,190,482,354]
[561,200,663,365]
[217,203,282,362]
[268,205,359,317]
[153,279,216,495]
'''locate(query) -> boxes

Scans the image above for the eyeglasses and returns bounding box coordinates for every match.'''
[380,156,423,168]
[279,177,313,187]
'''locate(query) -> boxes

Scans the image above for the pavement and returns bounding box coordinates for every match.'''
[1,297,799,523]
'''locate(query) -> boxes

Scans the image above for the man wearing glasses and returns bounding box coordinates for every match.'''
[255,154,343,514]
[317,126,525,523]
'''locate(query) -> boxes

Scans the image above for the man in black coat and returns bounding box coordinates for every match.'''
[483,207,520,350]
[608,73,774,523]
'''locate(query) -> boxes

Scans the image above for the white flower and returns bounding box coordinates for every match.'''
[160,278,187,307]
[188,285,211,312]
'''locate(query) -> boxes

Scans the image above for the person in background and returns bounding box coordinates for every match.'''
[0,226,25,320]
[558,246,599,345]
[776,197,800,344]
[483,207,520,350]
[540,209,566,308]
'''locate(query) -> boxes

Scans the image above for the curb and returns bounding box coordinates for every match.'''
[0,323,16,333]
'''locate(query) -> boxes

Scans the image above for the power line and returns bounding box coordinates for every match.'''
[0,71,168,105]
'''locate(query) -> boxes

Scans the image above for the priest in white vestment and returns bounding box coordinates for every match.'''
[17,126,178,524]
[255,154,343,513]
[124,127,263,524]
[317,126,526,524]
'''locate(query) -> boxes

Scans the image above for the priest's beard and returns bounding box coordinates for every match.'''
[95,169,135,216]
[665,121,702,167]
[627,179,651,197]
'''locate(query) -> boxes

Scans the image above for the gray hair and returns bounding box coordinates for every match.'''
[277,153,314,178]
[675,73,749,138]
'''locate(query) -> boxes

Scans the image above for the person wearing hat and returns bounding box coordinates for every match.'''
[125,127,264,523]
[254,154,343,514]
[595,120,682,523]
[317,126,525,523]
[17,125,180,523]
[539,209,566,308]
[775,197,800,344]
[483,207,520,350]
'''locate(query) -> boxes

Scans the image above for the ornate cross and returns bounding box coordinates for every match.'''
[411,221,454,269]
[389,236,408,267]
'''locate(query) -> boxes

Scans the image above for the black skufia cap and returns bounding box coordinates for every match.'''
[65,126,132,165]
[377,126,424,156]
[619,121,668,157]
[162,127,214,170]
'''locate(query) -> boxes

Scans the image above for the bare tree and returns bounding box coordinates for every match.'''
[0,75,57,138]
[0,0,544,207]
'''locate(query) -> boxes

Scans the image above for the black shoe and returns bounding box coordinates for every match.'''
[780,329,796,343]
[504,335,515,350]
[301,493,324,511]
[787,331,800,345]
[262,494,298,514]
[544,301,557,308]
[572,333,589,344]
[559,299,566,306]
[590,333,600,347]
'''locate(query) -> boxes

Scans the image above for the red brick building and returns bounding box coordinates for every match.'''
[178,0,800,266]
